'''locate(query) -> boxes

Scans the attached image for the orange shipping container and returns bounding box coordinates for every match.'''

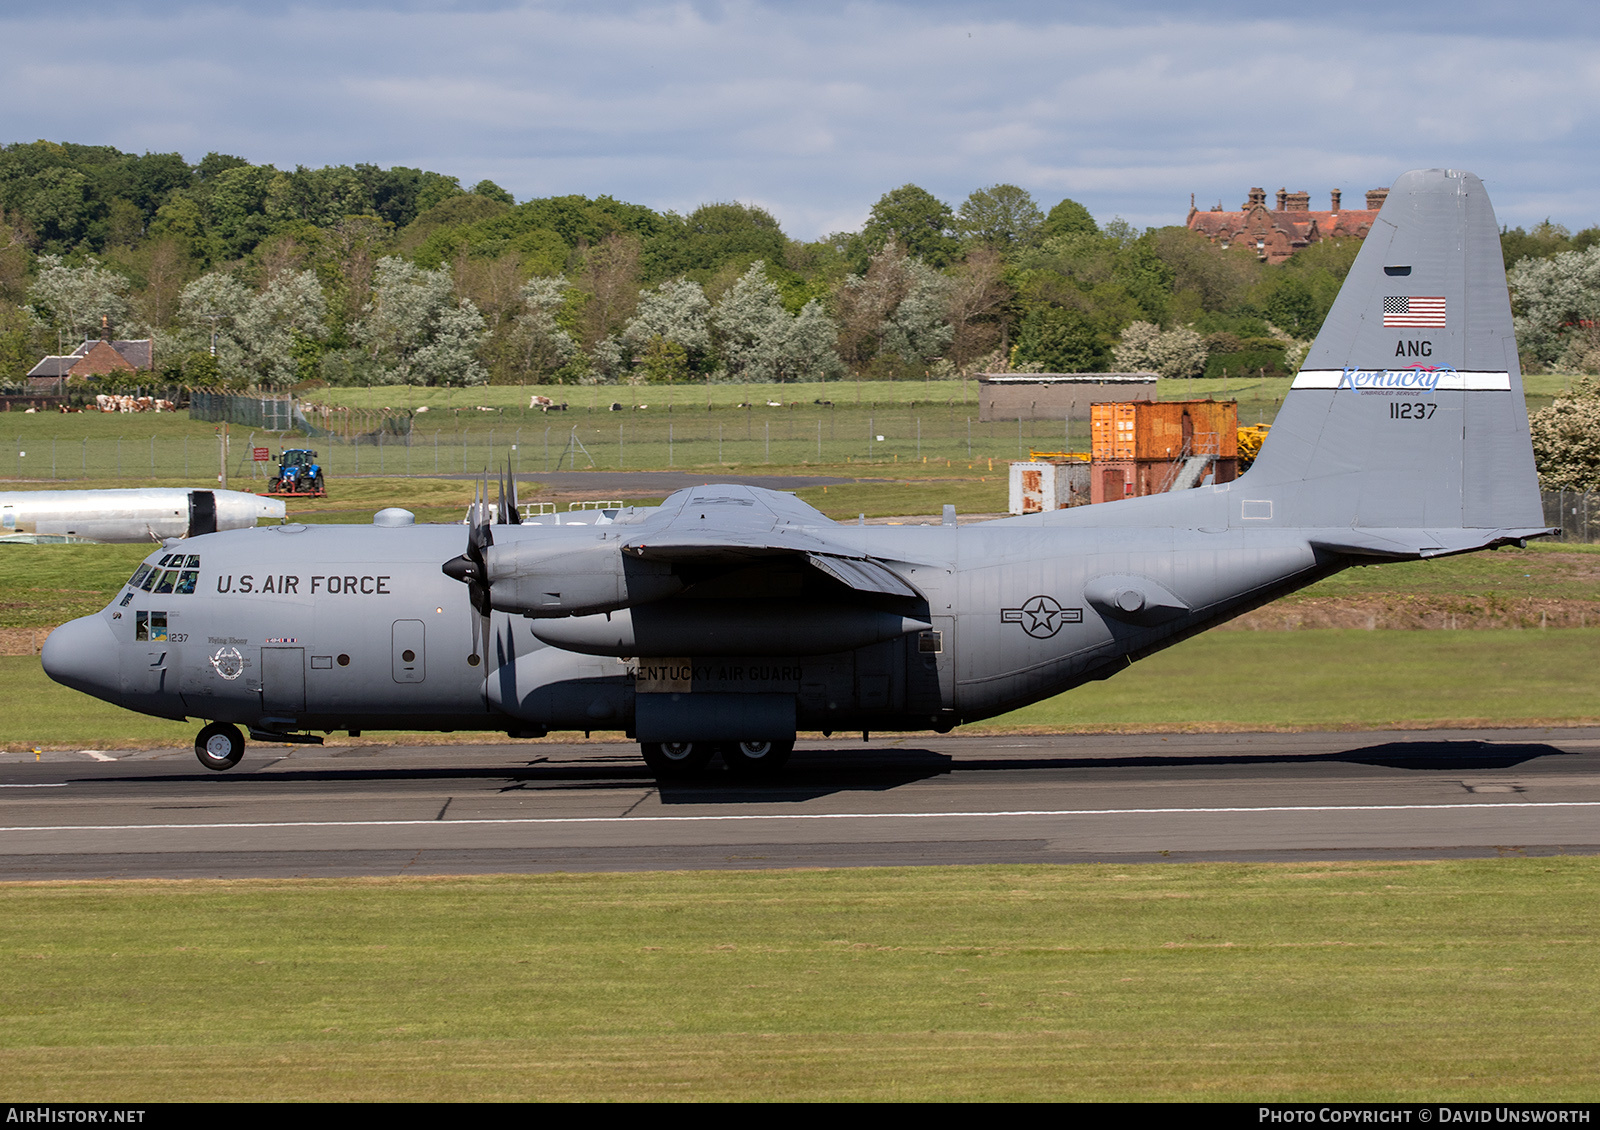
[1090,400,1238,461]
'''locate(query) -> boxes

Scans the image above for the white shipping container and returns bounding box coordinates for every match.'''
[1009,462,1089,514]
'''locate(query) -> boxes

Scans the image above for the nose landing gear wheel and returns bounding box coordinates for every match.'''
[195,722,245,771]
[722,739,793,776]
[640,741,714,778]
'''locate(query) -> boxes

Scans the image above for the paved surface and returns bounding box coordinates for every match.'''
[3,729,1598,879]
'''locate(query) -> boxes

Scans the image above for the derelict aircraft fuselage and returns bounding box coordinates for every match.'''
[42,170,1553,775]
[1,488,284,543]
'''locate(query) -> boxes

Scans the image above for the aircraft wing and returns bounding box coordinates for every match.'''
[621,484,920,598]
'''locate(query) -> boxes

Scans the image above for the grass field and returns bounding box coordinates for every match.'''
[0,371,1582,480]
[2,860,1597,1101]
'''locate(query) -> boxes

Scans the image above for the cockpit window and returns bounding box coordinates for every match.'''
[130,556,200,596]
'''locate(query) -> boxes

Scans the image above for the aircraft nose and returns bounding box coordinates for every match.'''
[41,615,120,697]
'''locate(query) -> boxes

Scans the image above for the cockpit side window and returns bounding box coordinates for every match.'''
[129,565,152,589]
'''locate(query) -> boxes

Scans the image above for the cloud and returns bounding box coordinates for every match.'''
[3,1,1598,237]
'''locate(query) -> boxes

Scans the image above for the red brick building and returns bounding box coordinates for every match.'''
[25,338,154,392]
[1186,187,1388,263]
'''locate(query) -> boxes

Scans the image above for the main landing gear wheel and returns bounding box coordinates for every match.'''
[195,722,245,771]
[722,739,793,777]
[640,741,714,778]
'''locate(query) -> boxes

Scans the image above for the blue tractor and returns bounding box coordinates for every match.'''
[269,449,325,496]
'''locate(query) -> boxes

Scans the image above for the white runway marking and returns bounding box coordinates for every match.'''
[2,800,1599,834]
[0,783,68,789]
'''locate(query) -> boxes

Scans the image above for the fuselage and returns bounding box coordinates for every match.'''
[0,488,284,543]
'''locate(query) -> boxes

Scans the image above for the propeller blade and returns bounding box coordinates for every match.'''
[504,460,522,524]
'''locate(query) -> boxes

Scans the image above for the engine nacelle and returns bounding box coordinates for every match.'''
[484,535,682,617]
[529,601,931,657]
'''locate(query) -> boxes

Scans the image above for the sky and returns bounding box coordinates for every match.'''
[5,0,1600,239]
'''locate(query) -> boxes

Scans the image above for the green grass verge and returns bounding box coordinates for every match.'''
[7,628,1599,750]
[3,861,1598,1100]
[990,628,1600,731]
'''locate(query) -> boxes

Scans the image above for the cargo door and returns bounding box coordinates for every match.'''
[1098,467,1126,504]
[392,620,425,683]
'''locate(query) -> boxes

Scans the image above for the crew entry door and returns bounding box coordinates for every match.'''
[260,647,305,714]
[392,620,425,683]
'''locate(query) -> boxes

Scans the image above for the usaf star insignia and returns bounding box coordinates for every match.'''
[1001,595,1083,639]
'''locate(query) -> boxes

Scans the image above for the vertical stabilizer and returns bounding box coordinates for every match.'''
[1240,169,1545,543]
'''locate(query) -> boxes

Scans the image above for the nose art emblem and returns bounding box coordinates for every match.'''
[210,646,244,680]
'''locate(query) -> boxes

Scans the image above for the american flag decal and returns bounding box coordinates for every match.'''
[1383,295,1446,327]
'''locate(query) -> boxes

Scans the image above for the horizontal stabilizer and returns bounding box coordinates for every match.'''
[1309,527,1548,560]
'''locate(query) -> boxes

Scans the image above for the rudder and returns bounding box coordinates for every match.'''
[1241,169,1545,540]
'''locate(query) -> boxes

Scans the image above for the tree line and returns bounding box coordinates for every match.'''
[2,140,1594,392]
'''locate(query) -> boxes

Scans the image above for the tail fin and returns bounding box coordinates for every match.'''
[1241,169,1548,549]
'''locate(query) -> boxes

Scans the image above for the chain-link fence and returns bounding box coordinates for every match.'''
[1542,489,1600,543]
[7,402,1099,482]
[189,391,295,431]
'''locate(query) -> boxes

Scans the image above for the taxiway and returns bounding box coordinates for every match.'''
[2,729,1597,879]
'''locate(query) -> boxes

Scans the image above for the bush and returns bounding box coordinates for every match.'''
[1204,348,1289,381]
[1531,380,1600,489]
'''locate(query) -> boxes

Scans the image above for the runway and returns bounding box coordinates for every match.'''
[3,729,1599,879]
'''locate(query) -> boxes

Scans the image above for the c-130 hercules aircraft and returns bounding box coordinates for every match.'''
[43,170,1552,776]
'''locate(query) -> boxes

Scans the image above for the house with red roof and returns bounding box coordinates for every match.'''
[25,338,154,393]
[1186,187,1389,263]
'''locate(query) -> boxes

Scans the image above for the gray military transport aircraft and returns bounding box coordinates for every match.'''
[42,169,1552,776]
